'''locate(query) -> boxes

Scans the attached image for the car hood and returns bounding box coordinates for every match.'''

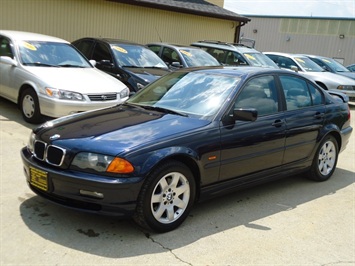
[35,104,210,156]
[123,67,170,83]
[26,67,126,93]
[302,71,355,85]
[337,72,355,80]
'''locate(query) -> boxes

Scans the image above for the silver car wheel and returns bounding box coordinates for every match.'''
[150,171,190,224]
[22,94,35,118]
[318,140,336,176]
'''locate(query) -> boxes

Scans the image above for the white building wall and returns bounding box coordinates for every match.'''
[240,16,355,65]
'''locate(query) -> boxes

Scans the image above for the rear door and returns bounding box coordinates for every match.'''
[278,74,325,164]
[0,36,17,101]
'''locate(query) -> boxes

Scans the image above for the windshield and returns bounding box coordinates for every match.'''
[294,57,324,72]
[111,44,168,68]
[127,71,240,119]
[19,41,92,67]
[322,58,350,72]
[244,53,278,68]
[179,48,220,67]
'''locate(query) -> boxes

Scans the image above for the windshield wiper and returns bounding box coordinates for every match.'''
[23,62,58,67]
[58,64,85,68]
[133,104,188,117]
[122,65,140,68]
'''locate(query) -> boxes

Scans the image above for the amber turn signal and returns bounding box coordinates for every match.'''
[106,157,134,174]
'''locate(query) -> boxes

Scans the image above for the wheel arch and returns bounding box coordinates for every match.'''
[17,83,37,108]
[138,148,202,201]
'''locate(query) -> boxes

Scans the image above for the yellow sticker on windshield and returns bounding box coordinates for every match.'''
[22,42,37,51]
[245,54,256,60]
[180,50,192,57]
[113,46,127,53]
[295,58,305,63]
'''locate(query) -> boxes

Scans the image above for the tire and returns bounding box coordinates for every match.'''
[20,88,42,124]
[134,160,196,232]
[308,135,338,181]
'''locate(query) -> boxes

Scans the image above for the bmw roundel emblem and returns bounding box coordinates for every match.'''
[49,134,61,140]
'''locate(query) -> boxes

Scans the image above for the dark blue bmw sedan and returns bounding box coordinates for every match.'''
[21,67,352,232]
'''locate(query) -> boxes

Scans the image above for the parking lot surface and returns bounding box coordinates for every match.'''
[1,97,354,265]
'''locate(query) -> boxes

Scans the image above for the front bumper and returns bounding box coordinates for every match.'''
[38,94,128,118]
[21,147,143,217]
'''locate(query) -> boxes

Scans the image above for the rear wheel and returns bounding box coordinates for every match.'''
[20,88,42,124]
[134,160,196,232]
[308,135,338,181]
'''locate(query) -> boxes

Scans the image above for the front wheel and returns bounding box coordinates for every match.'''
[134,160,196,232]
[308,135,338,181]
[20,88,42,124]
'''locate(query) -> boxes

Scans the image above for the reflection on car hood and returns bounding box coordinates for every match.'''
[36,105,209,156]
[124,67,170,83]
[26,67,126,93]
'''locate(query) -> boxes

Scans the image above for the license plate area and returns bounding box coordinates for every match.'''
[29,166,48,191]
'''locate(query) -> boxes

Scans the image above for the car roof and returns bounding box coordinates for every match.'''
[147,43,203,50]
[191,40,258,53]
[264,52,309,59]
[174,65,293,78]
[74,37,144,46]
[0,30,68,43]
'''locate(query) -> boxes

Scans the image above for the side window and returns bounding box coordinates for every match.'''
[162,47,181,66]
[309,83,323,105]
[74,40,94,59]
[278,56,298,70]
[0,37,14,59]
[280,75,313,110]
[235,75,278,116]
[92,42,112,62]
[204,48,226,63]
[148,45,160,55]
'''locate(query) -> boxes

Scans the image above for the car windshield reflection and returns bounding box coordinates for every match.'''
[127,71,240,119]
[244,53,278,68]
[111,44,168,68]
[19,41,91,67]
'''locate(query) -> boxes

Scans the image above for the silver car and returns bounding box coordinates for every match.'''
[0,30,130,123]
[264,52,355,101]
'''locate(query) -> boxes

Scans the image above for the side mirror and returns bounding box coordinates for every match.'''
[89,59,96,67]
[290,65,298,72]
[98,60,114,68]
[170,61,182,68]
[0,56,18,67]
[233,108,258,122]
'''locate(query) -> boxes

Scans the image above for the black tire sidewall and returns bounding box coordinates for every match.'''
[309,135,338,181]
[20,88,42,123]
[137,160,196,232]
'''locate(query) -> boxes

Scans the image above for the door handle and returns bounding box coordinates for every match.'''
[314,112,325,119]
[272,119,284,127]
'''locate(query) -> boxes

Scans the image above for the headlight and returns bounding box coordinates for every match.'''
[120,87,130,99]
[337,85,354,91]
[45,87,84,100]
[71,152,134,174]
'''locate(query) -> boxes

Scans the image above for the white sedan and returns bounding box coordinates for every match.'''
[0,30,129,123]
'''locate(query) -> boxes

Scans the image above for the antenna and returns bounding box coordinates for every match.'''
[155,27,162,42]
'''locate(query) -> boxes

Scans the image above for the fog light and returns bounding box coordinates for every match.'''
[79,190,104,199]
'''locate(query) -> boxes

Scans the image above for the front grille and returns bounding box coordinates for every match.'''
[33,140,65,166]
[88,93,117,101]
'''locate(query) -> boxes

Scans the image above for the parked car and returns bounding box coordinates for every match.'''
[264,52,355,101]
[72,38,171,93]
[191,40,279,68]
[0,31,130,123]
[304,54,355,80]
[346,64,355,72]
[21,66,352,232]
[146,43,221,69]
